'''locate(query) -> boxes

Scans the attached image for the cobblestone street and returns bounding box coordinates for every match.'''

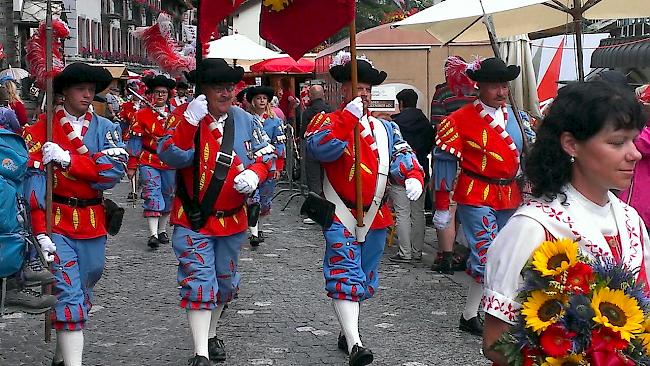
[0,180,490,366]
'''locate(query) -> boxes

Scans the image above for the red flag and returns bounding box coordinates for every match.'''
[260,0,355,60]
[199,0,245,45]
[537,37,565,104]
[0,44,5,59]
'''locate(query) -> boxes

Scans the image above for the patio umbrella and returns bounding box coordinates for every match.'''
[206,34,283,61]
[250,56,315,74]
[393,0,650,80]
[0,66,30,80]
[498,35,540,117]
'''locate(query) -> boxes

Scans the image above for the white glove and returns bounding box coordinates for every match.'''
[344,97,364,119]
[233,170,260,194]
[184,94,209,126]
[405,178,423,201]
[42,142,71,168]
[433,210,452,230]
[36,234,56,262]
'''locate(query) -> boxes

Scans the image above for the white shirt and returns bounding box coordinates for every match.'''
[480,101,506,130]
[483,184,620,324]
[63,108,87,136]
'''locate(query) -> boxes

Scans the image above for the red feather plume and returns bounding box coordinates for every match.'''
[444,56,480,97]
[25,19,70,89]
[133,13,195,76]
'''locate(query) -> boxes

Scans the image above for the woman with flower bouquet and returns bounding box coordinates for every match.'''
[482,81,650,365]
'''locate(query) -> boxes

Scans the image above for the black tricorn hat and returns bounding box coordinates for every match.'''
[467,57,520,83]
[53,63,113,94]
[236,87,251,103]
[246,86,274,103]
[329,59,387,86]
[143,74,176,91]
[185,58,244,85]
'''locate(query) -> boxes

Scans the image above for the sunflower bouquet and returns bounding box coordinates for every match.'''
[492,238,650,366]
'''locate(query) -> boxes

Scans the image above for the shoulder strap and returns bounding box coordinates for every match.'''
[199,113,236,218]
[175,112,236,231]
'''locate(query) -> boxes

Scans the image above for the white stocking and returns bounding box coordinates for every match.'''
[208,303,226,338]
[250,223,259,237]
[57,330,84,366]
[332,299,361,353]
[187,309,211,358]
[147,217,159,237]
[462,281,483,320]
[158,213,170,234]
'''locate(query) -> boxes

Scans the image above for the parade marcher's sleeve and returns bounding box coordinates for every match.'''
[433,116,462,210]
[482,215,546,324]
[305,110,357,163]
[157,113,197,169]
[246,115,276,183]
[387,121,424,186]
[272,118,287,172]
[66,123,127,190]
[126,112,144,170]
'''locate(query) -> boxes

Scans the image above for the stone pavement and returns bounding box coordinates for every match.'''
[0,180,490,366]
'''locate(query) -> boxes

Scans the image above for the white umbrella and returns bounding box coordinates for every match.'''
[498,35,540,117]
[0,66,30,80]
[206,34,283,61]
[394,0,650,79]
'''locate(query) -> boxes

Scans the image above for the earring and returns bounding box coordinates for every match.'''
[570,156,575,163]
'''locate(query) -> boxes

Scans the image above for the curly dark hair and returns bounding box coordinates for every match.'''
[525,81,646,198]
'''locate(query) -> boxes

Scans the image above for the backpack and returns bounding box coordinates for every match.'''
[0,129,28,277]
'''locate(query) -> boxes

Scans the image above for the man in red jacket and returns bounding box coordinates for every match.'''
[158,58,275,366]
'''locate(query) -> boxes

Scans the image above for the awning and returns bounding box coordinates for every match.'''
[591,37,650,69]
[88,64,129,79]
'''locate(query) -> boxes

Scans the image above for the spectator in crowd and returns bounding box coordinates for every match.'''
[0,84,20,132]
[430,56,478,274]
[300,84,332,225]
[270,95,286,122]
[279,77,298,130]
[389,89,435,262]
[105,85,122,122]
[483,81,648,365]
[619,84,650,228]
[1,76,28,126]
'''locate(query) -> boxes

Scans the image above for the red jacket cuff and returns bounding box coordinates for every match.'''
[248,162,269,184]
[31,209,46,235]
[331,110,359,141]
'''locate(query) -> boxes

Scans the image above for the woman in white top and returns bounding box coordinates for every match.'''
[481,81,650,365]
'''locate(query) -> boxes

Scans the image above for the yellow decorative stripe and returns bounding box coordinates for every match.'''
[482,129,488,146]
[481,155,487,172]
[466,140,482,150]
[483,185,490,200]
[360,163,372,175]
[263,0,291,11]
[72,209,79,230]
[203,143,210,163]
[54,207,61,226]
[466,180,474,196]
[177,206,184,220]
[90,208,96,228]
[488,152,504,161]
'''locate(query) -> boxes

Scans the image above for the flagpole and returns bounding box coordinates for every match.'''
[44,0,54,343]
[349,19,363,227]
[195,0,202,96]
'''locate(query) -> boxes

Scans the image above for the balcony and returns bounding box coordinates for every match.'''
[101,0,123,20]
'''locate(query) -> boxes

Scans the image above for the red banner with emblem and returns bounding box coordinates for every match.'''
[259,0,355,60]
[199,0,245,45]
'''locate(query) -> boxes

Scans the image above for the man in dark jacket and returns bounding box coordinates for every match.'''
[300,85,332,224]
[388,89,435,262]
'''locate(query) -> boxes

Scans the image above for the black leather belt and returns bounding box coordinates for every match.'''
[211,205,244,219]
[462,170,515,186]
[53,194,103,208]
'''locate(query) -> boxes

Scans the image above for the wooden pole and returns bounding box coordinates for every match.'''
[349,20,363,227]
[195,0,202,96]
[44,0,54,343]
[573,0,585,81]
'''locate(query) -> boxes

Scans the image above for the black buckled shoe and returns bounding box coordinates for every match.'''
[250,234,264,247]
[208,336,227,362]
[338,333,348,354]
[459,315,484,336]
[157,232,170,245]
[188,355,211,366]
[147,235,160,249]
[51,360,65,366]
[349,345,373,366]
[431,252,454,275]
